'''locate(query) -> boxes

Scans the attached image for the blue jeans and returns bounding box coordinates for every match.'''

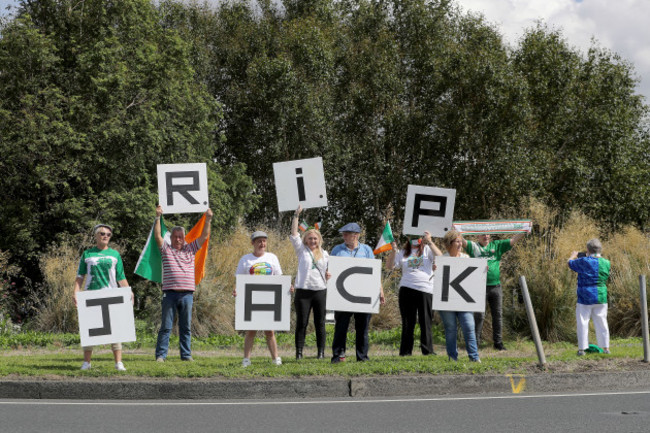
[439,310,479,361]
[155,291,193,360]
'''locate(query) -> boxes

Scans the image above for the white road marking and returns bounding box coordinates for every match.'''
[1,390,649,406]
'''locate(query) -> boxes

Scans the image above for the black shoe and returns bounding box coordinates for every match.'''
[331,356,345,364]
[494,343,507,351]
[317,348,325,359]
[296,348,303,360]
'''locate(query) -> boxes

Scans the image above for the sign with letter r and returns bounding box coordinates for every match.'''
[157,163,209,214]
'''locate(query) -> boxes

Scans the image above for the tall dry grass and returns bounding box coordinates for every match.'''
[36,241,81,332]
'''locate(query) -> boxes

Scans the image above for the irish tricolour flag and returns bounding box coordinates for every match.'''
[134,213,210,285]
[373,222,394,255]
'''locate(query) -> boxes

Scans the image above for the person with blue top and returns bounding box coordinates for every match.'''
[330,223,385,363]
[568,238,611,356]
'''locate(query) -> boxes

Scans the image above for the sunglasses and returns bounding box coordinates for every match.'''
[98,232,112,237]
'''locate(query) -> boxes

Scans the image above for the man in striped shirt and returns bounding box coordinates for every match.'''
[154,205,212,362]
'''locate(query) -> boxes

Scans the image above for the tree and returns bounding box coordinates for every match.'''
[0,0,255,297]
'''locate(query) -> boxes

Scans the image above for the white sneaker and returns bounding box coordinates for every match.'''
[273,357,282,366]
[80,362,91,370]
[242,358,251,368]
[115,362,126,371]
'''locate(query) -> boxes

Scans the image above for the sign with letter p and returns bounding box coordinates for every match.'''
[157,163,209,214]
[77,287,136,347]
[403,185,456,237]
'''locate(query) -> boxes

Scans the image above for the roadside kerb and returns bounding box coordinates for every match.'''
[2,371,650,400]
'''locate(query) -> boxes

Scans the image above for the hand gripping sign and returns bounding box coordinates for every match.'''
[157,163,209,214]
[403,185,456,237]
[326,256,382,314]
[235,275,292,331]
[432,257,487,313]
[273,157,328,212]
[76,287,136,347]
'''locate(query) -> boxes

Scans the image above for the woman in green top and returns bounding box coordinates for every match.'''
[73,224,131,371]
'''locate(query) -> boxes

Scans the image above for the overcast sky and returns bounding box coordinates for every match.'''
[1,0,648,102]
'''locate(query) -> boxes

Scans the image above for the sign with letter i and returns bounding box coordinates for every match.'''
[273,157,328,212]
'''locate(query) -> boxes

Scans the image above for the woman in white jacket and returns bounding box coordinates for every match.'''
[290,205,330,360]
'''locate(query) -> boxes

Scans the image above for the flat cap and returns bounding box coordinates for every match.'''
[338,223,361,233]
[251,230,268,241]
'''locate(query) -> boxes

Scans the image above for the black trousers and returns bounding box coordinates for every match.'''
[332,311,371,361]
[474,284,503,346]
[294,288,327,351]
[398,286,434,355]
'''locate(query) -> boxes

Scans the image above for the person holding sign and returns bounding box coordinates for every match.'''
[154,205,213,362]
[73,224,132,371]
[234,231,283,367]
[386,231,442,356]
[463,232,526,350]
[438,230,480,362]
[290,205,331,360]
[568,239,611,356]
[330,223,385,363]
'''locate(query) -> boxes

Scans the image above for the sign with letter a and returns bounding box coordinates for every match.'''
[273,157,328,212]
[157,163,209,214]
[235,275,292,331]
[432,257,487,312]
[326,256,382,314]
[77,287,136,347]
[403,185,456,237]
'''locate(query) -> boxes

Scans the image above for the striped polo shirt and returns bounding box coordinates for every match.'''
[160,240,200,291]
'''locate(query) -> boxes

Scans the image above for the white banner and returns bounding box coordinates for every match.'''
[326,256,382,314]
[403,185,456,237]
[452,220,533,235]
[77,287,136,347]
[273,157,328,212]
[235,275,292,331]
[432,257,487,313]
[157,163,209,214]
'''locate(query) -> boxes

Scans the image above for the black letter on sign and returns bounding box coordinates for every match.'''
[86,296,124,337]
[166,171,200,206]
[244,284,283,321]
[336,267,372,304]
[295,167,306,201]
[441,266,477,303]
[412,194,447,227]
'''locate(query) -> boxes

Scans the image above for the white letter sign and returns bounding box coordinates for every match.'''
[403,185,456,237]
[235,275,292,331]
[77,287,136,347]
[273,157,328,212]
[157,163,209,214]
[326,256,382,314]
[432,257,487,312]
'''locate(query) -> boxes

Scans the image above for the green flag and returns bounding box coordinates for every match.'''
[134,217,168,283]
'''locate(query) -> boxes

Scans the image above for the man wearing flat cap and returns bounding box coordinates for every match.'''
[234,230,283,367]
[330,223,385,363]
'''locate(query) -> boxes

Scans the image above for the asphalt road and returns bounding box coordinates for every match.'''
[2,390,650,433]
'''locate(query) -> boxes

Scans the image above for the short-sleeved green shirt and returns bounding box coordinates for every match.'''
[465,239,512,286]
[76,247,126,290]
